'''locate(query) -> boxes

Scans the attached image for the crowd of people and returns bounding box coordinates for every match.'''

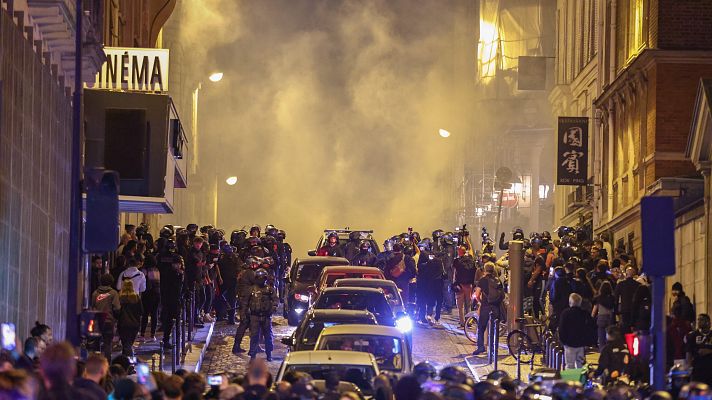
[2,223,712,399]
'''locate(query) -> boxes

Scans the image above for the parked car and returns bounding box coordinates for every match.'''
[284,256,350,326]
[315,324,414,374]
[333,278,405,315]
[308,229,381,256]
[282,309,378,351]
[275,351,380,397]
[315,266,384,294]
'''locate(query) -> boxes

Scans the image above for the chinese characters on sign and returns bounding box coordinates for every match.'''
[557,117,588,185]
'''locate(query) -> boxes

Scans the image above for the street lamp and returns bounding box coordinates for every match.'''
[209,72,224,82]
[439,128,451,138]
[225,176,238,186]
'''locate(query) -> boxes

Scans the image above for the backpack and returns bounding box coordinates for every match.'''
[249,288,273,316]
[486,276,504,305]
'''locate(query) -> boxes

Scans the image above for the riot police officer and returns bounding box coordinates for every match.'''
[157,240,184,349]
[217,245,242,324]
[232,257,258,354]
[351,240,377,266]
[343,231,362,262]
[317,232,344,257]
[247,268,279,361]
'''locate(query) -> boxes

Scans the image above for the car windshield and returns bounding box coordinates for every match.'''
[285,364,376,395]
[296,264,326,282]
[301,319,373,346]
[379,286,402,306]
[317,335,404,372]
[315,293,391,317]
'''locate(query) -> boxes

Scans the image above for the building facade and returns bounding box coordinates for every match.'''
[551,0,712,313]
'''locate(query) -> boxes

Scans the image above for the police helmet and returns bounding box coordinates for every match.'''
[186,223,199,233]
[512,227,525,241]
[413,361,437,380]
[261,257,275,267]
[442,232,455,246]
[439,366,467,384]
[359,240,371,251]
[550,380,583,400]
[165,239,176,251]
[432,229,445,240]
[266,226,278,237]
[160,225,174,239]
[277,230,286,241]
[246,257,260,267]
[648,391,673,400]
[411,232,421,243]
[472,381,500,399]
[247,236,261,247]
[249,225,261,236]
[254,268,269,282]
[327,231,339,243]
[442,384,475,400]
[349,231,361,241]
[486,370,511,383]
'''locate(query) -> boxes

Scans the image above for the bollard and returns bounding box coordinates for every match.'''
[530,347,536,372]
[151,354,156,372]
[557,348,565,371]
[188,294,195,341]
[493,319,500,370]
[159,342,164,372]
[549,341,558,368]
[487,311,495,365]
[516,346,522,381]
[543,333,552,365]
[171,318,178,374]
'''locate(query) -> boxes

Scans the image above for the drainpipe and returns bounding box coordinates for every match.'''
[610,0,617,82]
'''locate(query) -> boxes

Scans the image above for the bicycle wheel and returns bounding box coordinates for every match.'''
[507,329,534,363]
[464,315,478,343]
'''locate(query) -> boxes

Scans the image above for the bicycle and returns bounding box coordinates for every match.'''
[506,313,549,364]
[463,306,508,343]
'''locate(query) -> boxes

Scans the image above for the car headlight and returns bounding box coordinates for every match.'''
[395,316,413,333]
[294,293,309,302]
[294,307,305,314]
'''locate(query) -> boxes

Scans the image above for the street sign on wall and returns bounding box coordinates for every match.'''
[557,117,589,185]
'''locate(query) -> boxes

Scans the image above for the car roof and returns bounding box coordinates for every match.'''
[334,279,397,288]
[318,324,405,338]
[284,350,377,365]
[294,257,350,265]
[307,309,377,321]
[321,286,384,295]
[321,266,382,274]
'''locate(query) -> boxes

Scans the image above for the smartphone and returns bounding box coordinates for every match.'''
[1,323,16,352]
[428,255,435,260]
[136,363,150,385]
[422,381,445,393]
[208,375,223,386]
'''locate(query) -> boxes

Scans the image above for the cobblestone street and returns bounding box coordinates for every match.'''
[200,310,475,377]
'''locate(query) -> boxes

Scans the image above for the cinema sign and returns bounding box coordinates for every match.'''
[90,47,169,92]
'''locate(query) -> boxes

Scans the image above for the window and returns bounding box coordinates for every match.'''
[616,0,646,70]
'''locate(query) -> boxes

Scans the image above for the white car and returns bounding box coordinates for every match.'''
[314,324,413,375]
[275,350,380,397]
[333,278,406,315]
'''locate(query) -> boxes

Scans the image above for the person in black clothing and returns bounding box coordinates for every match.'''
[217,245,241,324]
[89,256,104,296]
[351,240,377,266]
[671,281,696,325]
[590,260,614,292]
[39,342,97,400]
[417,247,445,326]
[549,266,571,332]
[631,278,651,332]
[527,256,546,319]
[233,257,258,354]
[185,237,207,327]
[247,269,279,361]
[317,231,345,258]
[613,267,641,334]
[140,259,160,340]
[73,353,109,400]
[118,280,143,357]
[343,231,362,263]
[473,262,504,355]
[572,268,594,313]
[157,240,184,349]
[558,293,596,369]
[595,325,631,384]
[593,281,616,349]
[384,244,417,304]
[686,314,712,385]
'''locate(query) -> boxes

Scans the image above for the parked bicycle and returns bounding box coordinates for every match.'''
[506,313,549,363]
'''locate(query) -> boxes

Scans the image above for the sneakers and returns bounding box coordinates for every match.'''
[266,354,273,362]
[430,319,442,328]
[472,348,486,356]
[417,320,429,327]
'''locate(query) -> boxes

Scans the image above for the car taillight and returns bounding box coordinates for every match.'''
[294,293,309,302]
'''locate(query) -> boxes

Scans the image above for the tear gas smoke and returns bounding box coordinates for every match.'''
[174,0,479,254]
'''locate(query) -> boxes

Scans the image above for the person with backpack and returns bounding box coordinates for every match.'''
[453,242,476,328]
[139,257,160,341]
[247,268,279,361]
[472,262,504,355]
[118,280,144,357]
[116,257,146,294]
[595,325,631,384]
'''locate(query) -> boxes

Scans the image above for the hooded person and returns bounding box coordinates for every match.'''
[350,240,377,266]
[91,273,121,360]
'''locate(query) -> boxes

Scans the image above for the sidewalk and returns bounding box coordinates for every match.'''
[113,321,216,373]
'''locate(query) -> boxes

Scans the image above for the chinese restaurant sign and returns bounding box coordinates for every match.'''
[90,47,169,92]
[557,117,588,185]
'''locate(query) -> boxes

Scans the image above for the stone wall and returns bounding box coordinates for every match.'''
[0,8,73,340]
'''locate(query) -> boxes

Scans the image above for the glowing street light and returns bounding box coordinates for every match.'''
[225,176,238,185]
[209,72,224,82]
[439,128,451,138]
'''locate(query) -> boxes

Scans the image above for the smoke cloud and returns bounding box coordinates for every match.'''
[176,0,478,254]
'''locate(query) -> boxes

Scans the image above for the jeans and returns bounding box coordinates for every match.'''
[426,280,444,321]
[597,314,612,350]
[203,283,215,314]
[456,284,473,325]
[564,346,585,369]
[248,315,273,356]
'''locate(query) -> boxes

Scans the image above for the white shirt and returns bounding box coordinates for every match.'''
[117,267,146,294]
